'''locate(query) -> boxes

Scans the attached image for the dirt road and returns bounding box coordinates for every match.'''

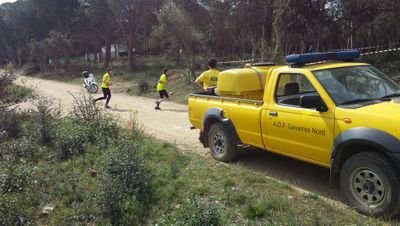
[17,76,345,205]
[18,76,205,153]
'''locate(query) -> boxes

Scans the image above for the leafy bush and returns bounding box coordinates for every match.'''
[0,110,22,140]
[138,79,149,94]
[0,71,17,109]
[0,71,32,110]
[68,92,120,146]
[55,122,89,160]
[89,119,120,147]
[0,194,32,225]
[0,163,32,193]
[7,84,33,103]
[31,97,62,145]
[0,137,39,163]
[171,196,221,226]
[69,91,102,123]
[99,138,150,225]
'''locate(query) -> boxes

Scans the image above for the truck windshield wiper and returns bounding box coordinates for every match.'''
[380,93,400,99]
[339,98,377,105]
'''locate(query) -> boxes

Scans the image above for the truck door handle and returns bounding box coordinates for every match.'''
[269,111,278,116]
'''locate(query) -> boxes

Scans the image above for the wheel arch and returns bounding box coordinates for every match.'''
[200,108,241,148]
[329,128,400,187]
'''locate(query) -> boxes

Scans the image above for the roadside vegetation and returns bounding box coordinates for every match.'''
[1,68,397,225]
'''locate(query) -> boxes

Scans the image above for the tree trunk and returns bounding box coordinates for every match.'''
[189,56,196,82]
[104,35,111,68]
[64,55,70,72]
[53,58,58,73]
[272,0,287,61]
[261,1,268,62]
[114,44,118,59]
[251,33,258,61]
[98,48,103,63]
[128,40,135,72]
[261,26,265,62]
[16,48,23,67]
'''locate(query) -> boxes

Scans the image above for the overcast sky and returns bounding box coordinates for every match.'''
[0,0,16,4]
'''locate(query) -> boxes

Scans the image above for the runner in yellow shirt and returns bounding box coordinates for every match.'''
[195,59,219,91]
[93,68,113,109]
[155,68,170,110]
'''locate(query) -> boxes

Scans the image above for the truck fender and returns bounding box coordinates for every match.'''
[200,108,242,148]
[329,127,400,187]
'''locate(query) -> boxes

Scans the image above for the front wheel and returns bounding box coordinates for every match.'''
[208,123,237,162]
[340,152,400,217]
[88,83,98,93]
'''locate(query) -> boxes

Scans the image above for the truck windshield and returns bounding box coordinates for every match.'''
[313,66,400,105]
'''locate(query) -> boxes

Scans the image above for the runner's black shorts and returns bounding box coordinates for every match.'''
[158,90,169,98]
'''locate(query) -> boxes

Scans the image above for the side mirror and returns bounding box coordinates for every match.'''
[299,95,328,112]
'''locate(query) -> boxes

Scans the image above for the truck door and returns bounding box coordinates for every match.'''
[264,72,334,166]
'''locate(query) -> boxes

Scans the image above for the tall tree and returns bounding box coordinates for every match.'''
[86,0,117,68]
[108,0,161,72]
[153,0,205,79]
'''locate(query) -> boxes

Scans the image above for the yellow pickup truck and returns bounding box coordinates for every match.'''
[188,51,400,217]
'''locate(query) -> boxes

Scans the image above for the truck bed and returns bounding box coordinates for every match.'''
[188,93,265,148]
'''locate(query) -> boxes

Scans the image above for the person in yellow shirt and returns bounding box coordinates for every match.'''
[93,68,113,109]
[155,68,170,110]
[195,59,219,91]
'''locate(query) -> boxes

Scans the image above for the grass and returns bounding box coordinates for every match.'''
[1,111,397,225]
[144,141,394,225]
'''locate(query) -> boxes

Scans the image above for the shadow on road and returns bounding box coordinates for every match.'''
[110,108,131,113]
[235,148,345,203]
[161,108,187,113]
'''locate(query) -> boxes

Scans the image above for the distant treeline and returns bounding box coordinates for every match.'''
[0,0,399,72]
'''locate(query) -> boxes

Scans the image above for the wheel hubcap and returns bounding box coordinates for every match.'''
[351,169,386,206]
[212,132,226,155]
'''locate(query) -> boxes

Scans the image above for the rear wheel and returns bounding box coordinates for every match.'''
[89,83,98,93]
[340,152,400,217]
[208,123,237,162]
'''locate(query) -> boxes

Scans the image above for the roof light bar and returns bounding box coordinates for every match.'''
[285,50,360,65]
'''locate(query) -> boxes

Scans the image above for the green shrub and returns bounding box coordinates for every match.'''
[88,119,120,147]
[0,137,39,163]
[7,84,33,103]
[99,138,150,225]
[31,97,62,145]
[0,110,22,140]
[171,196,221,226]
[0,71,32,110]
[0,194,32,225]
[68,92,120,146]
[138,79,149,94]
[69,91,102,123]
[0,163,32,193]
[243,196,289,220]
[55,122,89,160]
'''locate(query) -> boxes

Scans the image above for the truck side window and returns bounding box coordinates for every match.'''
[276,73,317,107]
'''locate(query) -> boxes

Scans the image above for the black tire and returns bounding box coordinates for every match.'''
[89,83,98,93]
[208,123,237,162]
[340,152,400,217]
